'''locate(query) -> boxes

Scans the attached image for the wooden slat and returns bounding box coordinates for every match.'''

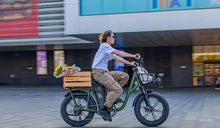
[63,72,91,88]
[64,76,91,81]
[65,72,91,77]
[63,82,91,88]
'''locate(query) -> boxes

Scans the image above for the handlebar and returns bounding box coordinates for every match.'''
[133,62,138,67]
[134,57,144,67]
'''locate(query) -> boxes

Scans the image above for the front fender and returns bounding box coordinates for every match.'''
[132,90,153,107]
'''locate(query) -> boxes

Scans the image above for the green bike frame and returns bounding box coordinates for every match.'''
[67,71,142,113]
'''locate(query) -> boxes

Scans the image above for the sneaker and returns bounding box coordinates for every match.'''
[100,106,112,122]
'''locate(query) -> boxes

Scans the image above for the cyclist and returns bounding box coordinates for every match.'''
[92,30,140,121]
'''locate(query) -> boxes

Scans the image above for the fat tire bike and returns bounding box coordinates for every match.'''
[60,58,169,127]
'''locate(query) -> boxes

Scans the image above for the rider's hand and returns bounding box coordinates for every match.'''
[131,61,137,67]
[135,53,141,60]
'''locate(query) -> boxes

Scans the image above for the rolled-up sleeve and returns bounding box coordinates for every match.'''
[110,54,116,60]
[105,45,116,54]
[105,45,116,60]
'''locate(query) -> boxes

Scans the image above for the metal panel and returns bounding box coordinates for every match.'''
[0,0,89,49]
[80,0,220,15]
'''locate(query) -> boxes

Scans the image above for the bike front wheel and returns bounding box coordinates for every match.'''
[134,92,169,127]
[60,93,96,127]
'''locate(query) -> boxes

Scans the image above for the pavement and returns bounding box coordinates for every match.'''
[0,85,220,128]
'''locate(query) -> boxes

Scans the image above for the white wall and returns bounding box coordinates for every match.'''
[64,0,220,35]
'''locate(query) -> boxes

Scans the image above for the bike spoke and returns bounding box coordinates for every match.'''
[69,100,75,107]
[144,111,151,117]
[140,105,146,109]
[78,98,82,105]
[139,96,165,122]
[76,99,80,106]
[68,113,77,116]
[151,111,157,120]
[154,109,162,113]
[61,94,96,126]
[152,100,159,108]
[81,112,88,117]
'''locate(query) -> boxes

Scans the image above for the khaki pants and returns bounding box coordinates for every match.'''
[92,69,129,108]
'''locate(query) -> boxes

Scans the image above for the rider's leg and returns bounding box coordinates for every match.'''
[92,69,123,121]
[108,71,129,87]
[92,69,123,107]
[108,71,129,102]
[104,81,123,107]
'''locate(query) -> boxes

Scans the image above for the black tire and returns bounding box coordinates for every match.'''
[60,93,96,127]
[134,92,169,127]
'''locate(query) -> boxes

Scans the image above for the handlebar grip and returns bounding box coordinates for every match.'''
[134,62,138,67]
[135,54,139,59]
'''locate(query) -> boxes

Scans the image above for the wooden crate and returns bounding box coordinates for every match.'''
[63,72,91,88]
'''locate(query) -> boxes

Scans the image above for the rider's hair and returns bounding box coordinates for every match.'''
[99,30,112,44]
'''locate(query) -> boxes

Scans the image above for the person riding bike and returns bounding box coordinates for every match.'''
[91,30,141,121]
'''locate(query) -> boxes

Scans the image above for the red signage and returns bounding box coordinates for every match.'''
[0,0,39,38]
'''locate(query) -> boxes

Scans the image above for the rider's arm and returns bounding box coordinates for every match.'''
[114,56,136,66]
[112,50,139,59]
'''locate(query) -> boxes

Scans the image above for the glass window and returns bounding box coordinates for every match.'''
[203,46,213,60]
[215,45,220,53]
[193,45,220,62]
[193,46,203,62]
[193,62,203,76]
[193,46,202,53]
[54,51,65,71]
[37,51,47,75]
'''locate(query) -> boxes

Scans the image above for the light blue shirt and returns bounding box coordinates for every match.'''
[92,43,116,71]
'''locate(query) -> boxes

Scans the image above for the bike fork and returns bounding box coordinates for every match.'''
[140,86,152,109]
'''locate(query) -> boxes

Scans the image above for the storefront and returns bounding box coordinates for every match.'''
[193,45,220,86]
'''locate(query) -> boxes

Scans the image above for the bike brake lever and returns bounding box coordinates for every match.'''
[134,62,138,67]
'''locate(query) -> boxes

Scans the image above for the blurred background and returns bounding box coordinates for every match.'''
[0,0,219,87]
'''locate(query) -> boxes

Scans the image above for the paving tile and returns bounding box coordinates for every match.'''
[0,86,219,128]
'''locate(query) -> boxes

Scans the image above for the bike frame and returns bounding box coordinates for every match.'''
[67,70,143,113]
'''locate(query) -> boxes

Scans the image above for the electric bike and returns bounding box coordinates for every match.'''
[60,58,169,127]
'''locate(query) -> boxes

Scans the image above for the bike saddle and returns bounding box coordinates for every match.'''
[92,78,104,87]
[92,79,99,85]
[92,79,101,86]
[92,79,107,91]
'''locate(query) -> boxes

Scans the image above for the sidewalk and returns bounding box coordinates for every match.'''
[0,85,220,128]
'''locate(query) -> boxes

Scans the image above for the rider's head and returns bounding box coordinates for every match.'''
[99,30,115,45]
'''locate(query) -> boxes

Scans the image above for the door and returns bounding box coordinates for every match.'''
[204,62,220,85]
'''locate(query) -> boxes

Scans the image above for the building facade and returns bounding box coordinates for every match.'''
[0,0,220,87]
[0,0,93,86]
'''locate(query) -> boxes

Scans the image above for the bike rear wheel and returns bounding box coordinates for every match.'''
[60,94,96,127]
[134,92,169,127]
